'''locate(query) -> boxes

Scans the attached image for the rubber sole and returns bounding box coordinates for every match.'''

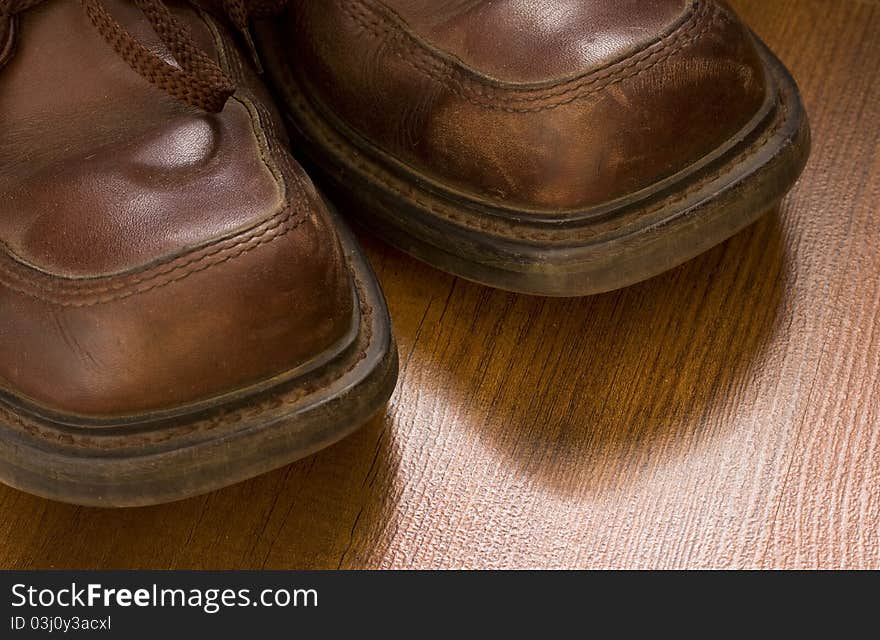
[0,210,398,507]
[264,33,810,297]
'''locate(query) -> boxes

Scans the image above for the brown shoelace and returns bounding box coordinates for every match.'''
[0,0,287,112]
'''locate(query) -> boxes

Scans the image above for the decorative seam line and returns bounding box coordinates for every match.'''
[337,0,721,113]
[0,211,307,307]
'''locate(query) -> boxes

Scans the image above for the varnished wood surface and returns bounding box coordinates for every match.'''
[1,0,877,569]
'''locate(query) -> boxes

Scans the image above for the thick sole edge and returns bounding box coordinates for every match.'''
[0,211,398,507]
[270,34,810,297]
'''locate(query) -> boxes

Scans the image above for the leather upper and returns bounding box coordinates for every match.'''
[281,0,768,211]
[375,0,692,83]
[0,0,354,418]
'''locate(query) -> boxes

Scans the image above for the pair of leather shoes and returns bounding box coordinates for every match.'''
[0,0,809,505]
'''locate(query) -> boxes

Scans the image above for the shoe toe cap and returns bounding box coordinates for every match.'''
[424,1,771,209]
[293,0,769,211]
[0,196,356,421]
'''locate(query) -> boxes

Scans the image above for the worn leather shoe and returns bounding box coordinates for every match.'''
[256,0,811,296]
[0,0,397,506]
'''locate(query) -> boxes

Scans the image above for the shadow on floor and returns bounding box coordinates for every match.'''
[381,209,790,497]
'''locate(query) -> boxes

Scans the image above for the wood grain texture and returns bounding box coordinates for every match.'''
[0,0,877,569]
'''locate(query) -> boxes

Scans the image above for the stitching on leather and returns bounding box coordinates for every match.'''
[0,10,304,306]
[0,214,309,307]
[336,0,720,113]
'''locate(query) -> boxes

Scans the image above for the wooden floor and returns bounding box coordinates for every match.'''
[1,0,878,570]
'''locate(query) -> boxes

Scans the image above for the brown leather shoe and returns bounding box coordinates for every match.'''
[0,0,397,506]
[255,0,811,296]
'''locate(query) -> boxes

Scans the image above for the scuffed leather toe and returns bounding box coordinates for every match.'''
[285,0,768,210]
